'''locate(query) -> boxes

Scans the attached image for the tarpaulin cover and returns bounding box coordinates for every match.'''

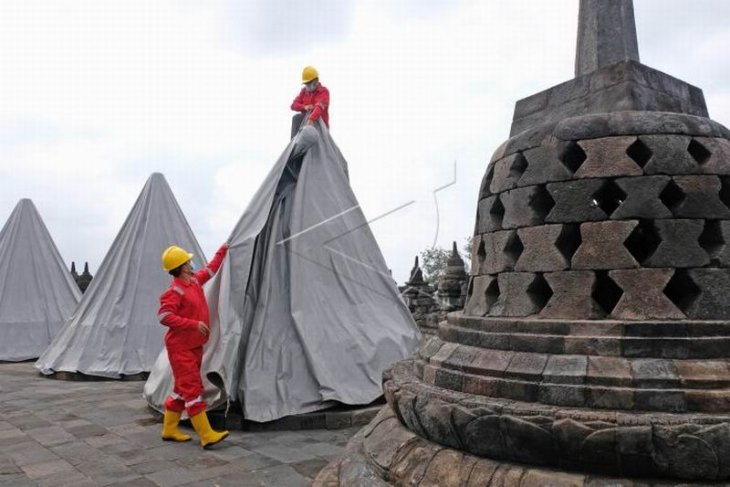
[36,173,206,377]
[144,122,421,422]
[0,199,80,361]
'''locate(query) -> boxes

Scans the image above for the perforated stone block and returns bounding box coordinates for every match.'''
[644,219,709,268]
[475,196,504,233]
[685,269,730,319]
[489,152,526,193]
[609,269,685,320]
[545,179,607,223]
[515,225,570,272]
[501,186,554,229]
[463,275,497,317]
[574,136,643,178]
[704,220,730,266]
[540,271,604,319]
[572,221,639,270]
[490,273,549,317]
[478,230,520,274]
[478,164,495,200]
[518,145,572,187]
[613,176,672,219]
[696,137,730,175]
[641,135,699,175]
[670,176,730,218]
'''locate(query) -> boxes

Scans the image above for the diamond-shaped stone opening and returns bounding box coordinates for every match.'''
[555,224,582,261]
[624,220,661,264]
[508,152,528,180]
[485,278,500,310]
[592,271,623,316]
[688,139,712,165]
[719,177,730,210]
[476,238,487,264]
[626,137,652,168]
[466,277,475,299]
[479,165,496,200]
[699,220,725,262]
[559,141,587,173]
[489,196,505,228]
[659,179,685,212]
[529,186,556,221]
[663,269,701,314]
[591,179,627,217]
[503,231,524,265]
[527,274,553,312]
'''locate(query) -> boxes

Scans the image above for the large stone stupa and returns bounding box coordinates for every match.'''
[317,1,730,485]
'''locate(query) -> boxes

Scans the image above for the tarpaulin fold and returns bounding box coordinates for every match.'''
[144,122,420,421]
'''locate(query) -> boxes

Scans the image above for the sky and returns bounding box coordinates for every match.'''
[0,0,728,283]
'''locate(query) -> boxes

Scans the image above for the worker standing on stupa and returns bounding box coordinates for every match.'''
[290,65,330,137]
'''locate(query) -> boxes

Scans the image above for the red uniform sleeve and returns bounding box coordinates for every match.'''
[194,244,228,285]
[309,87,329,123]
[290,89,307,112]
[158,288,198,330]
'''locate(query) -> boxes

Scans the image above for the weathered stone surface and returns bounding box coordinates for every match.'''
[518,145,573,186]
[478,230,521,275]
[546,179,607,222]
[554,112,729,142]
[587,356,632,387]
[644,219,709,268]
[613,175,673,219]
[572,221,639,269]
[541,271,603,319]
[702,220,730,266]
[609,269,685,320]
[515,225,571,272]
[574,136,643,178]
[641,135,699,174]
[476,196,504,233]
[685,269,730,319]
[501,186,554,229]
[490,273,550,317]
[463,275,497,317]
[669,175,730,218]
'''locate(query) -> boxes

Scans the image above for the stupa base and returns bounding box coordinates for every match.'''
[315,406,721,486]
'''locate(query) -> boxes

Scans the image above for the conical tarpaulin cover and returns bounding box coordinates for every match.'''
[0,199,80,361]
[36,173,206,377]
[144,123,421,422]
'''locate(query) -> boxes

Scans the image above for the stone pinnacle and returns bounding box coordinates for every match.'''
[575,0,640,77]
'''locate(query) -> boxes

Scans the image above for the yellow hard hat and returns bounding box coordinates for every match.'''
[302,66,319,84]
[161,246,194,272]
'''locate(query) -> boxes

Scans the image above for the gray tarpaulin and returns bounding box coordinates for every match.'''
[144,121,421,422]
[0,199,80,361]
[36,173,206,377]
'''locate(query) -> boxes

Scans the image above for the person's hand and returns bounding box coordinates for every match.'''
[304,104,313,111]
[197,322,209,336]
[307,119,314,126]
[222,242,229,249]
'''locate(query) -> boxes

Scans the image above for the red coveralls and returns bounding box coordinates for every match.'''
[157,245,228,417]
[290,84,330,127]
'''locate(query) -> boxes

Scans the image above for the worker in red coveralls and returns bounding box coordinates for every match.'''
[157,243,229,448]
[290,65,329,137]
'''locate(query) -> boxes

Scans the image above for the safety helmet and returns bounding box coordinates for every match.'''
[302,66,319,84]
[161,245,194,272]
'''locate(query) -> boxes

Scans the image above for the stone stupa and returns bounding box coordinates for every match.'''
[317,1,730,485]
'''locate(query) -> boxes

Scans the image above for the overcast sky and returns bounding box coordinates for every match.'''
[1,0,728,283]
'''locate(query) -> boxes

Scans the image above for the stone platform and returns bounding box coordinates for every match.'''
[0,362,361,486]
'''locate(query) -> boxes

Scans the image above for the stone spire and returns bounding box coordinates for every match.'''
[575,0,640,76]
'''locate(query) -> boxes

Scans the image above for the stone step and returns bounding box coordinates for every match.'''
[439,323,730,359]
[420,363,730,413]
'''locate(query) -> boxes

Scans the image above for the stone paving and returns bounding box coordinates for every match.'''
[0,362,361,486]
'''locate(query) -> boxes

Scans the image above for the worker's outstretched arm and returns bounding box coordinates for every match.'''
[308,87,329,123]
[194,243,228,285]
